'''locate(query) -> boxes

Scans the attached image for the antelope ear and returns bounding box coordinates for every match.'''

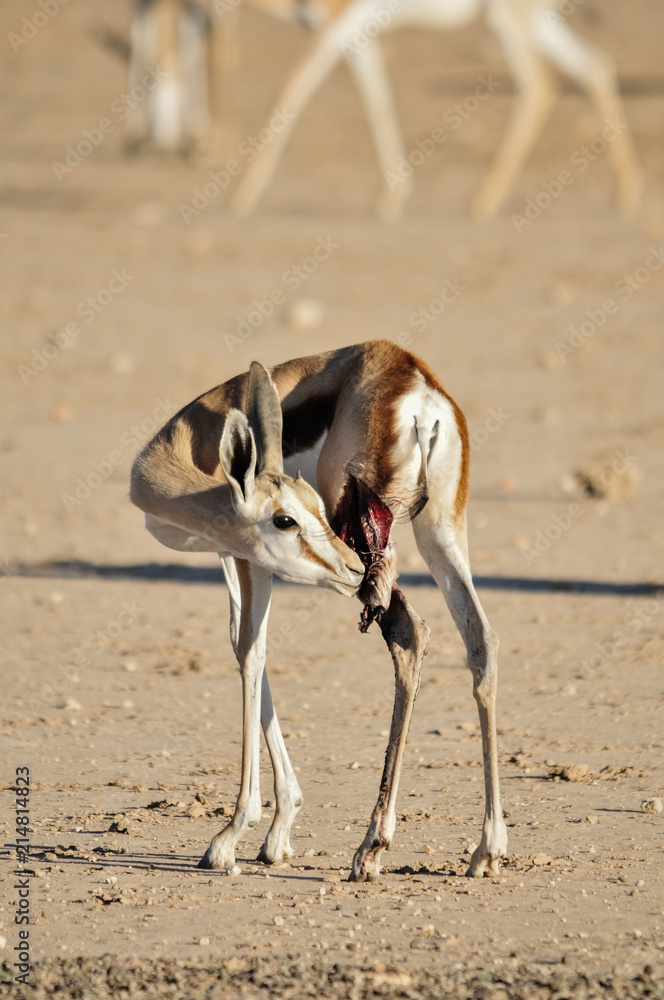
[219,408,258,507]
[246,361,283,476]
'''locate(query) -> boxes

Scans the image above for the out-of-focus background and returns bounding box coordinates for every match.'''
[1,0,664,983]
[2,0,663,580]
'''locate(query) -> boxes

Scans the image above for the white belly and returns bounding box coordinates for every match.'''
[388,0,482,32]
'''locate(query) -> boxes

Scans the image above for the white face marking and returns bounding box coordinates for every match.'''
[251,479,362,593]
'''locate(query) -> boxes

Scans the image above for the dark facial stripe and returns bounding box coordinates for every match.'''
[300,537,336,574]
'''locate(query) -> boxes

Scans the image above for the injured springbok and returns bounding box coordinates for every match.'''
[130,341,507,881]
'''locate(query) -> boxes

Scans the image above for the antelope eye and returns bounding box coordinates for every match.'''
[273,514,298,530]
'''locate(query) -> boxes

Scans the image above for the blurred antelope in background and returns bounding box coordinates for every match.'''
[125,0,235,154]
[127,0,641,218]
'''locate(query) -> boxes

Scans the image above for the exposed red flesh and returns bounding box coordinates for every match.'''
[332,475,395,632]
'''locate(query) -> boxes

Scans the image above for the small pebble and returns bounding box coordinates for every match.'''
[641,798,663,814]
[287,298,324,332]
[109,352,135,375]
[50,402,73,423]
[198,937,210,946]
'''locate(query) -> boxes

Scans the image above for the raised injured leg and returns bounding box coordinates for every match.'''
[414,518,507,877]
[350,587,430,881]
[198,559,272,871]
[219,555,302,865]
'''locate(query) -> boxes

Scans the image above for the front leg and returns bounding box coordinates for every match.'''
[198,560,272,871]
[351,588,430,881]
[345,40,411,222]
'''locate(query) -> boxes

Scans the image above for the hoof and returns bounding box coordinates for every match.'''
[256,846,276,865]
[197,841,237,872]
[465,855,501,878]
[197,851,217,870]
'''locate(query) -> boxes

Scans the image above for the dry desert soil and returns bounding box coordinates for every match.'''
[1,0,664,996]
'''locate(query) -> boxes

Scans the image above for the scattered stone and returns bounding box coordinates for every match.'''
[185,801,206,819]
[547,763,591,782]
[108,352,135,375]
[109,815,133,834]
[641,797,663,814]
[50,401,73,423]
[287,298,324,332]
[576,452,640,501]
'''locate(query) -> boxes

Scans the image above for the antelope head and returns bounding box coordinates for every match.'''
[219,362,364,596]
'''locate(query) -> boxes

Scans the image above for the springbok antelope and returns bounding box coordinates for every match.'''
[230,0,642,218]
[127,0,641,217]
[125,0,235,154]
[130,341,507,881]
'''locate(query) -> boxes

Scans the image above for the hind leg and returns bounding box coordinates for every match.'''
[533,14,642,216]
[351,587,430,882]
[413,515,507,877]
[473,3,558,217]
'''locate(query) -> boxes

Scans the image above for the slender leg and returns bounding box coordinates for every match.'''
[345,40,410,221]
[201,6,241,161]
[257,673,303,863]
[533,14,642,216]
[231,2,389,216]
[198,559,272,871]
[350,587,431,882]
[472,5,558,217]
[413,517,508,876]
[124,8,152,152]
[219,556,303,865]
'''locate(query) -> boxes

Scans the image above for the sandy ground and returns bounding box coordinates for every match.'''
[1,0,664,995]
